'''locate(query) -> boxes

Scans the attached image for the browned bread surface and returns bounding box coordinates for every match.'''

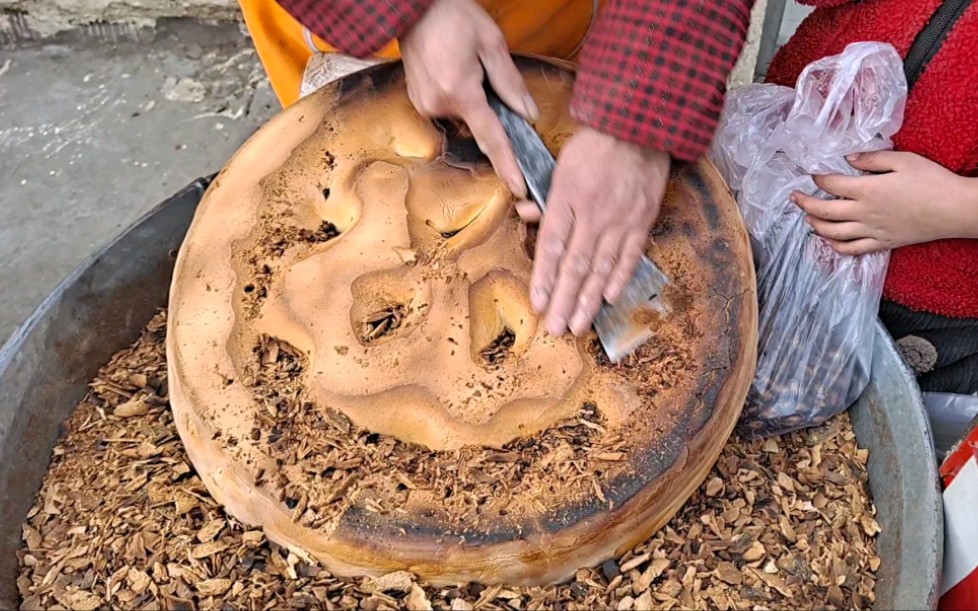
[166,57,758,586]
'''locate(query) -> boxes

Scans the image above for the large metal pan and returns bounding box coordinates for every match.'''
[0,177,943,609]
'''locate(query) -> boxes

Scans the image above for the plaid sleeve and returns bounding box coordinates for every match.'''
[570,0,755,162]
[274,0,436,57]
[797,0,855,5]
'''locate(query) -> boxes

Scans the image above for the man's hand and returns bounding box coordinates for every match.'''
[400,0,536,198]
[516,127,670,337]
[792,151,978,255]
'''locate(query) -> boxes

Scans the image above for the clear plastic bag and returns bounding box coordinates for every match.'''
[709,42,908,438]
[300,52,385,99]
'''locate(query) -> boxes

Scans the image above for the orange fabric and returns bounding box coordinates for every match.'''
[239,0,601,108]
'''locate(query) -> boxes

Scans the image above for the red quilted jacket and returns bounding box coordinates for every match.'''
[766,0,978,320]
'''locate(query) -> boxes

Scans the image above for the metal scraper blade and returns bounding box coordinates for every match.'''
[484,83,671,363]
[593,256,670,363]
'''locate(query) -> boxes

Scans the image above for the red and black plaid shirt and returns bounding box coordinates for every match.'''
[275,0,754,162]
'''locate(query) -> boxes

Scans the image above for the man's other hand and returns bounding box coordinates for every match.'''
[400,0,536,198]
[516,127,670,337]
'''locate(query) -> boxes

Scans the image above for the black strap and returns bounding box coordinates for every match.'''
[880,300,978,394]
[903,0,972,91]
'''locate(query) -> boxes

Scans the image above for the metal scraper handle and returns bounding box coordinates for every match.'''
[484,88,554,212]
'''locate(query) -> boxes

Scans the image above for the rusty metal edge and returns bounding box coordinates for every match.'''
[0,176,942,609]
[0,175,212,608]
[850,323,944,611]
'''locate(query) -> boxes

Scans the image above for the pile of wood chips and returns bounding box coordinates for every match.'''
[16,311,880,611]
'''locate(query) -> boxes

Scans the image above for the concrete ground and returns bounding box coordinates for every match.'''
[0,19,278,346]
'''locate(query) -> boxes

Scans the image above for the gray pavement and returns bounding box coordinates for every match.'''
[0,19,278,346]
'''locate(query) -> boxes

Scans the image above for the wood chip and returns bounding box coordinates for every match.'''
[196,519,225,542]
[451,598,474,611]
[750,568,793,598]
[742,541,766,562]
[827,584,845,607]
[715,562,743,585]
[196,578,232,596]
[22,525,41,551]
[362,571,414,594]
[860,514,881,536]
[63,589,102,611]
[190,541,227,559]
[113,398,148,418]
[173,492,198,515]
[128,568,151,594]
[619,553,650,574]
[704,477,724,497]
[406,584,433,610]
[634,558,670,594]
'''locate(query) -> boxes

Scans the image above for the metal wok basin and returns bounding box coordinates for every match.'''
[0,177,943,609]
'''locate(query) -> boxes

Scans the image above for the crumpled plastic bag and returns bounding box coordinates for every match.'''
[300,52,385,99]
[709,41,908,438]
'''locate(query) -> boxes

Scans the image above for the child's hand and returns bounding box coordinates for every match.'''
[791,151,977,255]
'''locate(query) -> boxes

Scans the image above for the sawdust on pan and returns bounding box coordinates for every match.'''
[17,312,880,610]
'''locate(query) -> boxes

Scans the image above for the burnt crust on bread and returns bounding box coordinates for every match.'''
[166,57,758,586]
